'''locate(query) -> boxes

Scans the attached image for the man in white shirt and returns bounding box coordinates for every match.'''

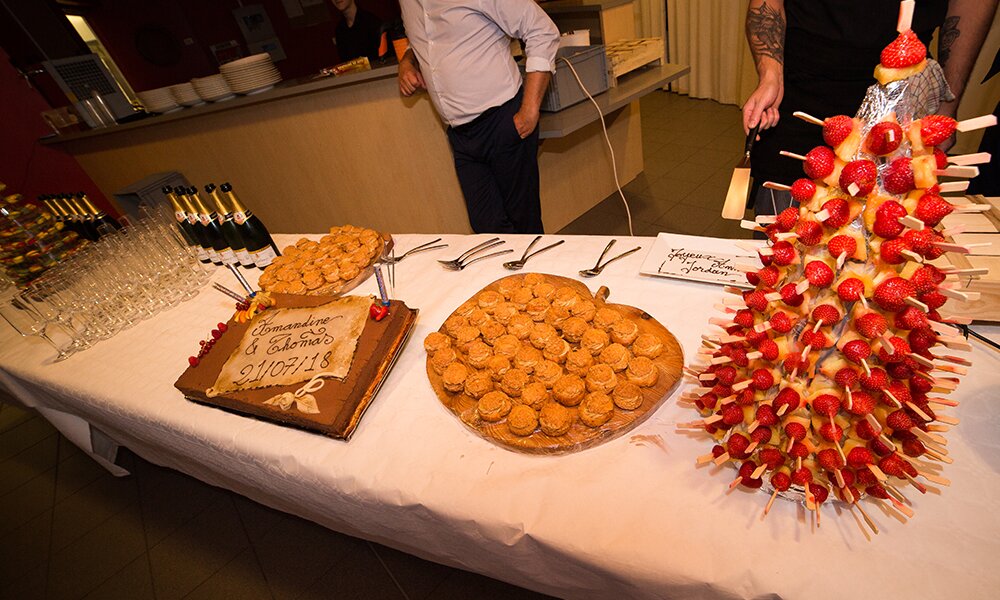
[397,0,560,234]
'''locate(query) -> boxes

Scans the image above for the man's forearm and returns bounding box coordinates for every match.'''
[938,0,998,114]
[746,0,786,78]
[521,71,551,115]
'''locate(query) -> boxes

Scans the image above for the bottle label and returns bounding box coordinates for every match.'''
[216,214,227,226]
[175,211,187,223]
[195,246,210,261]
[252,245,278,268]
[235,248,254,266]
[199,214,212,226]
[187,214,200,226]
[218,248,238,265]
[207,248,221,263]
[233,211,248,225]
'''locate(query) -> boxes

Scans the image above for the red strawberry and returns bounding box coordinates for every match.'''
[847,390,876,416]
[878,336,911,363]
[919,290,947,310]
[886,410,914,431]
[920,115,958,146]
[819,422,844,442]
[823,115,854,147]
[805,261,834,288]
[820,198,851,228]
[715,365,738,385]
[873,201,908,238]
[783,352,809,375]
[887,380,912,405]
[840,160,878,197]
[791,466,813,486]
[752,368,775,390]
[759,447,784,470]
[837,278,865,302]
[914,193,953,226]
[902,437,926,458]
[780,282,804,307]
[790,179,817,204]
[895,305,929,330]
[908,327,937,353]
[817,448,844,471]
[801,329,829,349]
[750,426,772,444]
[796,220,823,246]
[769,311,794,333]
[727,432,750,458]
[846,447,874,469]
[873,277,915,311]
[771,241,797,266]
[770,470,792,491]
[721,403,744,426]
[738,461,764,488]
[869,437,894,457]
[933,147,948,169]
[804,146,836,179]
[813,393,841,417]
[696,393,718,411]
[744,289,769,312]
[828,234,857,260]
[887,360,915,380]
[883,157,915,195]
[733,309,755,329]
[834,367,859,387]
[776,207,800,231]
[755,404,779,426]
[757,338,779,360]
[757,265,780,287]
[879,237,912,264]
[903,228,936,257]
[855,312,888,339]
[774,387,801,413]
[866,121,903,155]
[861,367,889,391]
[811,303,841,325]
[880,30,927,68]
[784,421,807,441]
[842,339,872,364]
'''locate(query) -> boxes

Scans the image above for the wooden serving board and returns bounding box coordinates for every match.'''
[426,274,683,454]
[175,293,417,440]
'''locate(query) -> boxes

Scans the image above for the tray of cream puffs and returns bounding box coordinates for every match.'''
[424,273,683,454]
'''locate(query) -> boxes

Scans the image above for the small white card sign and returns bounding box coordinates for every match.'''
[639,233,764,288]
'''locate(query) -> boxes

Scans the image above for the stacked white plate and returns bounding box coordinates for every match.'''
[220,53,282,95]
[137,87,180,114]
[168,82,204,107]
[191,74,235,102]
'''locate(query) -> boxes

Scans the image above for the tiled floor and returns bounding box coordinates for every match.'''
[1,91,744,600]
[558,91,752,240]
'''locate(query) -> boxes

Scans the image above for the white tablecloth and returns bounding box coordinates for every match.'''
[2,233,999,600]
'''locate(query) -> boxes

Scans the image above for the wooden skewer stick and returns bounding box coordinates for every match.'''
[897,0,915,31]
[929,321,962,336]
[883,389,903,409]
[763,181,791,191]
[774,232,799,241]
[939,181,970,193]
[923,447,953,464]
[728,475,744,490]
[733,263,758,273]
[746,351,763,360]
[867,463,888,481]
[907,352,935,368]
[854,502,879,535]
[746,441,760,454]
[736,241,764,254]
[933,241,991,254]
[918,470,951,487]
[780,150,807,161]
[948,151,991,166]
[756,215,778,224]
[956,114,999,132]
[733,379,753,391]
[881,496,914,519]
[905,400,933,422]
[912,427,947,446]
[939,314,974,326]
[935,414,960,426]
[939,287,981,302]
[898,215,925,231]
[934,363,968,376]
[751,464,768,479]
[903,472,928,494]
[936,165,980,178]
[903,296,929,312]
[696,452,716,465]
[741,220,766,232]
[792,111,825,126]
[927,395,960,406]
[763,489,780,515]
[885,483,909,506]
[713,451,731,466]
[940,224,968,237]
[938,266,989,276]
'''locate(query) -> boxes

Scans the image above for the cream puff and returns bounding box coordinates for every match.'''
[477,391,512,422]
[491,334,521,358]
[507,314,534,340]
[430,347,458,375]
[542,337,571,364]
[444,315,468,338]
[479,320,506,346]
[599,343,632,372]
[571,299,597,322]
[529,323,559,350]
[539,401,573,436]
[465,340,493,370]
[514,344,543,374]
[523,273,546,287]
[632,333,664,359]
[552,286,580,310]
[424,332,452,354]
[464,373,494,399]
[560,317,589,343]
[500,368,529,397]
[507,404,539,436]
[612,381,643,410]
[610,318,640,346]
[493,302,518,325]
[467,308,490,327]
[544,305,572,330]
[454,325,481,349]
[580,328,610,356]
[626,356,659,388]
[453,300,478,317]
[578,392,614,428]
[486,355,511,381]
[497,277,520,300]
[552,374,586,406]
[585,363,617,394]
[525,297,550,322]
[565,349,594,375]
[520,382,550,409]
[593,307,622,331]
[533,360,563,388]
[510,287,534,310]
[442,362,469,393]
[532,282,556,301]
[477,290,503,313]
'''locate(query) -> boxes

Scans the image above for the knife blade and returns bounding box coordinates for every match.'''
[722,124,759,220]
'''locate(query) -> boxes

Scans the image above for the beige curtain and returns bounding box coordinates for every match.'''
[667,0,758,106]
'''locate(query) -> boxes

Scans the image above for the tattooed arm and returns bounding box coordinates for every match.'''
[742,0,786,134]
[937,0,998,122]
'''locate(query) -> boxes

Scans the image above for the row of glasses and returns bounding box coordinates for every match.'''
[0,203,215,362]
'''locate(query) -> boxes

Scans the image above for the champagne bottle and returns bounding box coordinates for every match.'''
[177,189,221,264]
[79,192,121,234]
[162,186,209,263]
[48,196,79,237]
[219,182,279,268]
[205,183,255,268]
[187,186,236,266]
[66,194,99,241]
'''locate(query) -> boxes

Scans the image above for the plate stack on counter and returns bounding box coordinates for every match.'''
[136,87,180,114]
[220,53,282,95]
[168,82,204,107]
[191,75,235,102]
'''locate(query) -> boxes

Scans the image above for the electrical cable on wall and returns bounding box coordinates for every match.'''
[559,55,635,237]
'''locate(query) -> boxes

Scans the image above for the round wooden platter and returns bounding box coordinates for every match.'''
[426,273,684,455]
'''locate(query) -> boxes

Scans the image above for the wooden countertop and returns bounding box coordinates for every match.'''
[44,62,689,146]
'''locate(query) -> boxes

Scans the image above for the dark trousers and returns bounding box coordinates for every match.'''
[446,89,543,234]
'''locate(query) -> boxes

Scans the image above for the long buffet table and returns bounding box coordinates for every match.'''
[2,233,999,599]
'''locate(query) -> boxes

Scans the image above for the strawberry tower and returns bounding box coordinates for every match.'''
[686,1,995,532]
